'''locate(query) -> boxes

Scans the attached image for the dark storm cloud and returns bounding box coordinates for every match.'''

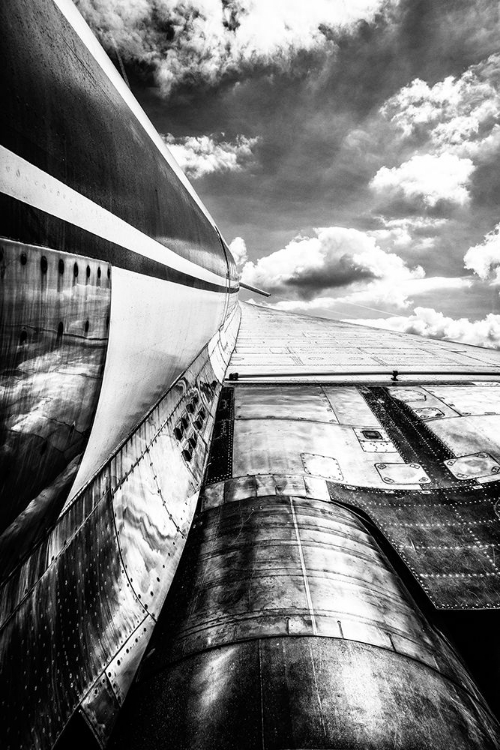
[278,257,376,300]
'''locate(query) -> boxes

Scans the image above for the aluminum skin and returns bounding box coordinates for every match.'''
[110,305,500,749]
[4,0,500,748]
[0,0,239,747]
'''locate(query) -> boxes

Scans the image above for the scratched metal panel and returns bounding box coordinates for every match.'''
[234,385,337,422]
[110,636,500,750]
[0,494,144,750]
[143,498,455,677]
[109,491,500,749]
[322,386,381,426]
[199,474,331,511]
[427,385,500,416]
[0,240,111,557]
[428,415,500,461]
[0,312,238,749]
[232,418,408,488]
[113,449,186,621]
[389,386,459,419]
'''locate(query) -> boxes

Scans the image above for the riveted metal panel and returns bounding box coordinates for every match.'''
[428,415,500,465]
[203,387,234,484]
[328,482,500,609]
[375,461,430,484]
[112,454,186,621]
[140,498,457,678]
[232,418,408,488]
[301,452,343,480]
[322,385,381,425]
[0,311,238,749]
[427,385,500,416]
[110,371,500,748]
[199,474,331,511]
[103,615,156,705]
[234,385,337,422]
[389,386,462,419]
[446,453,500,480]
[0,495,144,750]
[391,388,428,402]
[0,240,111,561]
[228,303,500,380]
[81,675,120,747]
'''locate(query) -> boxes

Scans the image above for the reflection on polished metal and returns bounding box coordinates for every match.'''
[110,368,500,747]
[0,239,111,575]
[4,1,500,748]
[109,304,500,748]
[0,307,240,749]
[1,0,240,747]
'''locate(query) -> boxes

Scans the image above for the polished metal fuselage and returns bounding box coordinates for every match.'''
[3,1,500,748]
[110,303,500,749]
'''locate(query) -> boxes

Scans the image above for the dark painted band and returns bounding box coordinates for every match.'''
[0,193,239,294]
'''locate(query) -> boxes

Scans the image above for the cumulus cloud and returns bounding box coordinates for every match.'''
[368,52,500,246]
[464,223,500,283]
[76,0,386,96]
[366,217,451,257]
[228,236,248,266]
[381,55,500,160]
[354,307,500,349]
[162,133,258,178]
[370,153,475,208]
[256,276,473,318]
[336,275,472,310]
[240,226,424,301]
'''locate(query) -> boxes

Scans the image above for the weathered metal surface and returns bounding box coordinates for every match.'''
[227,303,500,380]
[137,498,462,669]
[388,385,500,486]
[203,387,234,484]
[328,482,500,610]
[234,384,337,422]
[108,373,500,748]
[301,452,344,480]
[375,461,430,484]
[1,494,143,749]
[209,381,500,612]
[427,385,500,416]
[111,487,500,748]
[111,638,500,750]
[231,386,417,489]
[0,240,110,567]
[446,453,500,480]
[0,306,239,750]
[363,386,460,485]
[323,385,382,425]
[430,415,500,464]
[200,474,331,511]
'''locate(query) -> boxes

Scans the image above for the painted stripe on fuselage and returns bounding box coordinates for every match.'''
[51,0,214,228]
[0,194,237,293]
[1,147,231,289]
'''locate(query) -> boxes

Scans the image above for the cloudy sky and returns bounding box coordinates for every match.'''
[76,0,500,347]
